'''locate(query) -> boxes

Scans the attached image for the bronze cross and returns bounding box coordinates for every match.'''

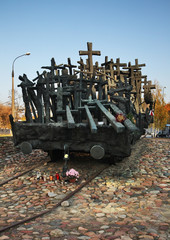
[77,57,85,71]
[134,59,145,69]
[79,42,101,75]
[113,58,127,76]
[143,80,155,91]
[42,58,64,72]
[124,59,145,71]
[101,56,110,69]
[64,58,77,75]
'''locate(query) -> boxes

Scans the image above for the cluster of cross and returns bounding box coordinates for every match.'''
[17,42,155,134]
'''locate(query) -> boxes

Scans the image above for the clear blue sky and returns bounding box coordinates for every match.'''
[0,0,169,104]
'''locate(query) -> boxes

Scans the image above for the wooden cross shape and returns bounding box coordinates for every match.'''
[42,58,64,72]
[113,58,127,76]
[64,58,77,75]
[101,57,116,82]
[101,56,110,69]
[143,80,155,91]
[134,59,145,69]
[79,42,101,75]
[124,59,145,71]
[77,57,85,71]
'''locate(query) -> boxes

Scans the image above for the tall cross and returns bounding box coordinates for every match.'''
[133,59,146,69]
[93,61,103,77]
[143,80,155,92]
[64,58,77,75]
[42,58,63,71]
[79,42,101,76]
[101,57,116,84]
[101,56,109,69]
[77,57,85,71]
[113,58,127,76]
[124,59,145,72]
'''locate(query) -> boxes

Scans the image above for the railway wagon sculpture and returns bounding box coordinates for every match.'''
[10,42,155,163]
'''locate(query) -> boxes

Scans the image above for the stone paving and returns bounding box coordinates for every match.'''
[0,137,49,182]
[0,137,169,240]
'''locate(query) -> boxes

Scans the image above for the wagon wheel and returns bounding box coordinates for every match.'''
[49,149,64,162]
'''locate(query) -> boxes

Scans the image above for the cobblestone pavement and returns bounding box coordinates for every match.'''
[0,137,169,240]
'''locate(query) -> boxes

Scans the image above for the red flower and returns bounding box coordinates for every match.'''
[116,113,126,123]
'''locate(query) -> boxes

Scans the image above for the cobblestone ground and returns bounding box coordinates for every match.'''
[0,137,169,240]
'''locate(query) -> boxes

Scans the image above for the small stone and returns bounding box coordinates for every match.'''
[119,214,127,218]
[0,236,10,240]
[70,209,78,214]
[21,235,33,239]
[61,201,70,207]
[91,194,99,199]
[138,235,154,239]
[70,231,80,235]
[96,213,105,217]
[121,237,132,240]
[78,227,88,231]
[150,190,160,194]
[159,223,169,230]
[100,225,109,229]
[50,229,64,237]
[98,230,105,234]
[77,237,90,240]
[55,194,66,200]
[2,193,9,197]
[17,227,26,230]
[147,228,158,234]
[47,192,57,197]
[141,169,147,174]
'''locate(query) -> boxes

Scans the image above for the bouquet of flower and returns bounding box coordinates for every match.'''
[66,168,79,179]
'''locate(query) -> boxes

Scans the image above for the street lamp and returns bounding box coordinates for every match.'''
[163,87,166,98]
[12,52,31,119]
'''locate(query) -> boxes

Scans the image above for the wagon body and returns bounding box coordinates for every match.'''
[10,120,140,158]
[10,42,154,160]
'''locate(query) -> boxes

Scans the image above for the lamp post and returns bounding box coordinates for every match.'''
[163,86,166,99]
[12,52,30,119]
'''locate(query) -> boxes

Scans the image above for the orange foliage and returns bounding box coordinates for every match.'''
[164,103,170,112]
[0,104,11,128]
[153,82,168,129]
[164,103,170,123]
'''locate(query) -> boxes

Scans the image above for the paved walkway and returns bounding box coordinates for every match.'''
[0,138,169,240]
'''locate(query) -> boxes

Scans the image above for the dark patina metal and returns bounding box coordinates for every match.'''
[10,42,155,163]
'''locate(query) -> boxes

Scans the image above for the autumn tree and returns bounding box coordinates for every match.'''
[164,103,170,124]
[152,81,168,130]
[0,103,11,128]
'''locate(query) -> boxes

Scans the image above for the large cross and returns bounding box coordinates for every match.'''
[101,56,109,69]
[143,80,155,92]
[101,57,116,84]
[64,58,77,75]
[42,58,64,71]
[134,59,145,69]
[124,59,145,72]
[93,61,103,76]
[79,42,101,75]
[113,58,127,76]
[77,57,85,71]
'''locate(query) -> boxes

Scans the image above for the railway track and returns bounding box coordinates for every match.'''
[0,159,51,187]
[0,137,147,234]
[0,150,110,233]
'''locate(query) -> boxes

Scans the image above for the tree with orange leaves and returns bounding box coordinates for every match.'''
[0,104,11,128]
[152,82,168,130]
[164,103,170,124]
